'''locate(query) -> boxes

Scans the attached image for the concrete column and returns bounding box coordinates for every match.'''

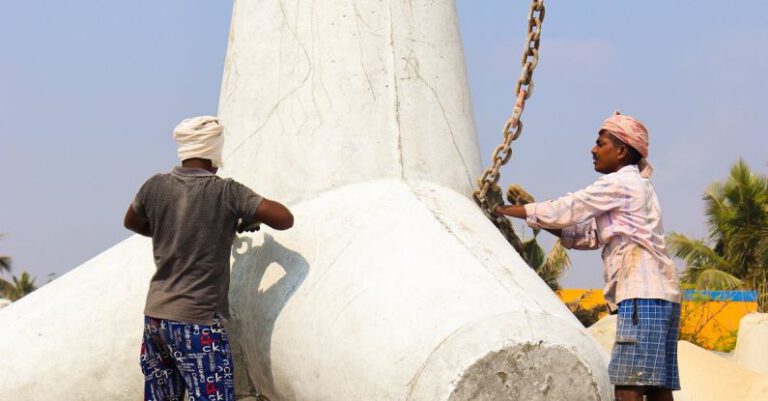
[217,0,481,202]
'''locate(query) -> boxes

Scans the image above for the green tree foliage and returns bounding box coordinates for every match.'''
[520,229,571,291]
[0,277,11,299]
[668,159,768,311]
[0,235,11,275]
[567,302,604,328]
[3,272,37,301]
[0,256,10,274]
[0,235,39,302]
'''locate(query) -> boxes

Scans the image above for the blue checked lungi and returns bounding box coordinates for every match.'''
[608,298,681,390]
[140,315,235,401]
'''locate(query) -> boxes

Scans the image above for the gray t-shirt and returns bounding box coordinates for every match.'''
[132,166,263,325]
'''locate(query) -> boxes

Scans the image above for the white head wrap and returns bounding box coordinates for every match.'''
[173,116,224,167]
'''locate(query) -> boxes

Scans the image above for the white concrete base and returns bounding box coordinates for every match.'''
[0,180,612,401]
[0,180,610,401]
[228,179,611,401]
[0,235,153,400]
[732,313,768,375]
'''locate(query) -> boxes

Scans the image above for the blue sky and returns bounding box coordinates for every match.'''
[1,1,766,289]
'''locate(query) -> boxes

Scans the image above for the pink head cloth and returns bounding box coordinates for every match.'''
[600,111,654,178]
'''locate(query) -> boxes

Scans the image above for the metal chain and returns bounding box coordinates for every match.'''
[472,0,545,253]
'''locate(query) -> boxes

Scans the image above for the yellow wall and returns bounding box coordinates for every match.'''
[680,300,757,350]
[557,289,606,309]
[557,289,758,351]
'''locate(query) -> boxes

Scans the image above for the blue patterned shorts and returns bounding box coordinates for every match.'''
[140,315,235,401]
[608,299,681,390]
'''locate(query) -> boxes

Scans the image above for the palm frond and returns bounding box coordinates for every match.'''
[0,256,10,274]
[712,160,768,270]
[536,240,572,291]
[703,182,728,243]
[536,267,563,291]
[666,232,733,272]
[757,226,768,269]
[678,159,768,309]
[681,265,705,285]
[521,238,544,271]
[6,272,37,301]
[694,269,743,290]
[543,240,571,274]
[0,278,12,299]
[0,234,10,275]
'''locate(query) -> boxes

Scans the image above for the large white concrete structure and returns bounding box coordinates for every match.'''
[732,313,768,375]
[0,1,611,400]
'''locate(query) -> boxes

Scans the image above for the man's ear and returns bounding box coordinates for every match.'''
[616,144,629,162]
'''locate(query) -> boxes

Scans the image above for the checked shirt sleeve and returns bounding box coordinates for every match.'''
[523,175,624,231]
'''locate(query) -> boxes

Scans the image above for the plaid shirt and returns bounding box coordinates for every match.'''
[523,165,681,309]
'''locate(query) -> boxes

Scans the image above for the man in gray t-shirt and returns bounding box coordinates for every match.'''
[124,116,293,401]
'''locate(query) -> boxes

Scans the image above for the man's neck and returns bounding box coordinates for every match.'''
[181,158,216,173]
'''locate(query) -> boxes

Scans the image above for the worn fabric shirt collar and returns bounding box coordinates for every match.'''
[617,164,640,175]
[171,166,216,177]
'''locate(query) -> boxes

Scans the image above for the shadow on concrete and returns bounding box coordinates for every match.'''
[228,233,309,400]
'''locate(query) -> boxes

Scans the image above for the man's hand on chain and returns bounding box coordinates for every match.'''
[506,184,534,206]
[485,184,505,215]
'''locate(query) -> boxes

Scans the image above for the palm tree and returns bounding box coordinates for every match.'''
[0,256,9,275]
[521,230,572,291]
[668,159,768,310]
[0,235,11,276]
[0,234,13,299]
[3,272,37,301]
[0,279,11,300]
[0,235,39,301]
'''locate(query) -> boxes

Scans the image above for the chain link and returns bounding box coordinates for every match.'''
[473,0,544,253]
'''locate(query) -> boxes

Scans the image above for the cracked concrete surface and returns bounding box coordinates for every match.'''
[218,0,482,203]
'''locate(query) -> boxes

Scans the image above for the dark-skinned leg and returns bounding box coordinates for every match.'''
[615,385,645,401]
[646,387,673,401]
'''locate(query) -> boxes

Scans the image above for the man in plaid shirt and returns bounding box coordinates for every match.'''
[495,112,681,401]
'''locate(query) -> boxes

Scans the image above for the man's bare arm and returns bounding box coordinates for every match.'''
[124,205,152,237]
[252,199,294,230]
[495,205,562,238]
[495,204,527,219]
